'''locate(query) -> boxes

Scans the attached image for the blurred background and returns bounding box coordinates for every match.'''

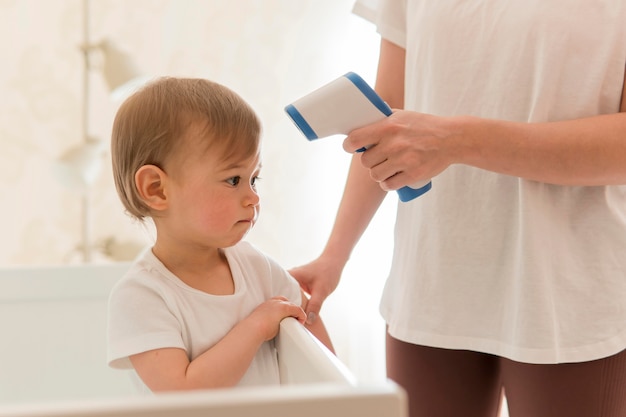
[0,0,398,382]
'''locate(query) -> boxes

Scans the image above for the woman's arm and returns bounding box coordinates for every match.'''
[345,66,626,190]
[458,112,626,185]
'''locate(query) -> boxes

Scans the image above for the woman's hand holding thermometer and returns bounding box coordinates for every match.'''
[284,72,431,202]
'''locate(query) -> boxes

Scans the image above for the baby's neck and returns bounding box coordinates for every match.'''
[152,246,235,295]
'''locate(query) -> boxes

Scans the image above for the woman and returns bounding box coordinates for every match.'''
[290,1,626,416]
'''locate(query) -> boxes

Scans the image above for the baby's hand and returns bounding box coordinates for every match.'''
[246,296,306,341]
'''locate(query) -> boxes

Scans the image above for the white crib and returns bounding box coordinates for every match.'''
[0,263,406,417]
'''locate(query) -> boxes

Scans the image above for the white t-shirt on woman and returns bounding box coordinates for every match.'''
[354,0,626,364]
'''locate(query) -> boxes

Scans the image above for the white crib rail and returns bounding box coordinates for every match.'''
[276,317,356,385]
[0,382,407,417]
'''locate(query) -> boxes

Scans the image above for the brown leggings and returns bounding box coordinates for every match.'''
[386,333,626,417]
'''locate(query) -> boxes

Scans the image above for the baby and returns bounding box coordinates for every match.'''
[107,77,333,391]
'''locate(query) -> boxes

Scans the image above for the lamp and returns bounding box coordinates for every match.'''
[97,39,148,100]
[52,137,105,263]
[53,0,144,262]
[53,137,105,194]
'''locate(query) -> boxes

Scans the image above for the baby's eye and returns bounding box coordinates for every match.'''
[226,176,241,186]
[251,176,261,188]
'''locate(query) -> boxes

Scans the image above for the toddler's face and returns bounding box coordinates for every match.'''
[162,141,261,249]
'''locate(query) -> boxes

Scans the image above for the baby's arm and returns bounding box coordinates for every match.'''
[301,290,335,354]
[129,296,305,392]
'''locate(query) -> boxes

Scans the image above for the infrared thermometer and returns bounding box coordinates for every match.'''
[284,72,431,202]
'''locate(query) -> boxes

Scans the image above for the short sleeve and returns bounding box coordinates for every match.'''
[107,276,185,369]
[352,0,407,48]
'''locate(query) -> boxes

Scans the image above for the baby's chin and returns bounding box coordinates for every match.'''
[225,224,254,246]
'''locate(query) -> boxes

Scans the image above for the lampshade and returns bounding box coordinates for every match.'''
[98,39,147,99]
[52,137,106,194]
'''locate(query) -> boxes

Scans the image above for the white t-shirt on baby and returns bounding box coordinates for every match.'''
[107,241,301,387]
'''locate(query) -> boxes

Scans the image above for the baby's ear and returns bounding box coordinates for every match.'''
[135,165,168,211]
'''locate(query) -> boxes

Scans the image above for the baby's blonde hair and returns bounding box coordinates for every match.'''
[111,77,261,220]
